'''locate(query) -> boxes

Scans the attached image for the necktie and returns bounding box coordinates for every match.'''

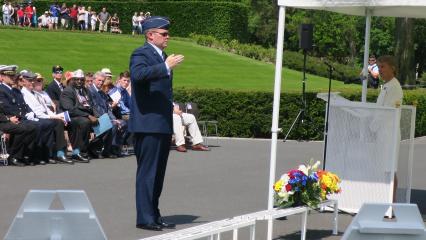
[162,52,167,61]
[33,91,49,114]
[59,83,64,91]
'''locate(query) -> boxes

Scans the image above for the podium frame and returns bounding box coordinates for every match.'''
[318,93,416,213]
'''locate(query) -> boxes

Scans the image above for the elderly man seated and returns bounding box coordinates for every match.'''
[173,103,209,152]
[59,69,97,162]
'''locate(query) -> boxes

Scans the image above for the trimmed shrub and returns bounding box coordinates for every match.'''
[190,34,360,83]
[174,88,426,140]
[33,1,249,41]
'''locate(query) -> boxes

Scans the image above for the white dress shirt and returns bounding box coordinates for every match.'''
[376,77,403,107]
[21,87,54,119]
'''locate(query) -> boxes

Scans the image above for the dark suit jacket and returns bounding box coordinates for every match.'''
[59,85,98,118]
[129,42,173,134]
[46,80,62,102]
[0,84,32,119]
[88,85,116,120]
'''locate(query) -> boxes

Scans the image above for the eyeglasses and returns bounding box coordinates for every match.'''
[151,31,169,37]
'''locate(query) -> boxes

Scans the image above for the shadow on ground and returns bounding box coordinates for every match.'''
[275,229,343,240]
[163,215,206,225]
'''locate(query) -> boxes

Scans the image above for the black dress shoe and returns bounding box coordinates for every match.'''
[88,152,103,159]
[156,217,176,229]
[102,153,118,159]
[71,154,90,163]
[136,223,162,231]
[8,157,25,167]
[55,156,74,164]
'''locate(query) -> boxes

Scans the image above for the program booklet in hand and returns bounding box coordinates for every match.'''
[92,113,113,137]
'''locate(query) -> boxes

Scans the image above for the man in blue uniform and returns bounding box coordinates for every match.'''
[129,16,184,231]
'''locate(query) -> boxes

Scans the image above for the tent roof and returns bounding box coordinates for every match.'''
[278,0,426,18]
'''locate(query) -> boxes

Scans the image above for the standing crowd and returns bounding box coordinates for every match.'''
[1,1,133,33]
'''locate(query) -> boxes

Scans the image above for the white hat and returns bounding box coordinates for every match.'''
[72,69,85,78]
[101,68,112,77]
[0,65,18,76]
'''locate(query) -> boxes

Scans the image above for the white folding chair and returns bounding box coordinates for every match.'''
[0,132,9,166]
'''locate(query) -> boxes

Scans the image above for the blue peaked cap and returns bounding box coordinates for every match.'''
[142,16,170,33]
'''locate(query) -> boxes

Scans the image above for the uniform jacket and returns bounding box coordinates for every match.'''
[0,105,9,123]
[129,42,173,134]
[0,84,32,119]
[59,85,98,118]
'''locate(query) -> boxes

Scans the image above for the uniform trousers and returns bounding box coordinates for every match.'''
[1,121,37,160]
[134,133,171,225]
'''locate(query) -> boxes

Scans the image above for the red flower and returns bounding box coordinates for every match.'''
[285,184,292,192]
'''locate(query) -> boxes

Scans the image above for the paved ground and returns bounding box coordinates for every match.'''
[0,138,425,240]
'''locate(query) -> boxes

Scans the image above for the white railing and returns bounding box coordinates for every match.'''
[141,200,338,240]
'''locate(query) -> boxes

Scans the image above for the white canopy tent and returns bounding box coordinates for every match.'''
[267,0,426,239]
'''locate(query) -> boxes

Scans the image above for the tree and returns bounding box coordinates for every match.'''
[247,0,278,47]
[394,18,415,86]
[414,19,426,79]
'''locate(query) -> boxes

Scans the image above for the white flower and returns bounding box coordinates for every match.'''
[280,173,290,183]
[298,164,309,175]
[312,161,321,171]
[278,191,289,201]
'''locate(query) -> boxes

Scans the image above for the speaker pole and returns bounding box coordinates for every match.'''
[283,24,313,142]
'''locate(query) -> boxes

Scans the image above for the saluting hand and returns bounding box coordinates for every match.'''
[165,54,184,69]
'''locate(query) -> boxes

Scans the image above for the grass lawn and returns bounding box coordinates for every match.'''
[0,28,359,92]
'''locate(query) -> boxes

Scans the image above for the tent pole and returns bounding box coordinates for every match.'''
[362,8,372,102]
[267,5,286,240]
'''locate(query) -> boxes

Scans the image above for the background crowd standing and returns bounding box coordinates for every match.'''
[0,64,209,167]
[0,1,151,34]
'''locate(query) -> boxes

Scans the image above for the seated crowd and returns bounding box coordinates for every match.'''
[0,64,208,167]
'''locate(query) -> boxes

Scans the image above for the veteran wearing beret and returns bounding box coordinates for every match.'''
[0,65,38,166]
[129,16,184,231]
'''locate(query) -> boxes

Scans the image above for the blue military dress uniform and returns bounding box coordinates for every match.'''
[129,17,174,226]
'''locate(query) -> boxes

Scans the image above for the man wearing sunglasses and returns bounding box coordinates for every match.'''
[129,16,184,231]
[367,55,380,89]
[46,65,66,108]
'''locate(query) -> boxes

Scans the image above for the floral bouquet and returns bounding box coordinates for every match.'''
[273,160,341,208]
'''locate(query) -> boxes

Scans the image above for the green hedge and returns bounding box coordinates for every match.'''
[32,1,248,41]
[189,34,360,83]
[174,88,426,140]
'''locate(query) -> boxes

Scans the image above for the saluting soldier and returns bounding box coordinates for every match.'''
[129,16,184,231]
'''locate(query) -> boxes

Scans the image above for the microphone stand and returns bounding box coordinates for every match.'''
[323,61,333,170]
